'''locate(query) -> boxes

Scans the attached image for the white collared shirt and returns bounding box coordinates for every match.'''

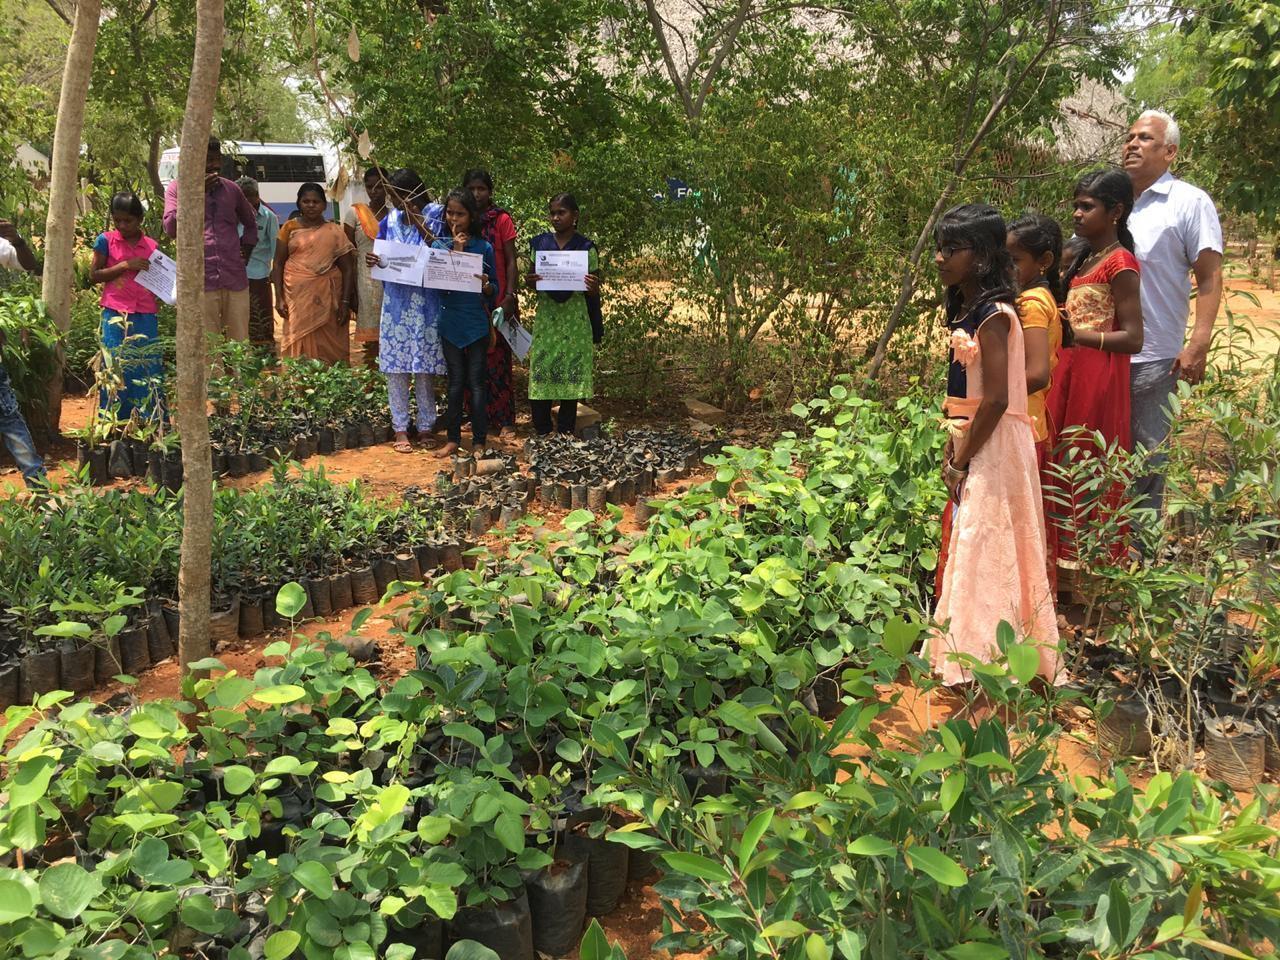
[1130,171,1223,364]
[0,237,20,270]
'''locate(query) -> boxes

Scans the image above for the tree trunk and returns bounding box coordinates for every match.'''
[174,0,225,674]
[40,0,101,433]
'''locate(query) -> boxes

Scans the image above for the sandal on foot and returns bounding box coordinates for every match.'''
[392,439,413,454]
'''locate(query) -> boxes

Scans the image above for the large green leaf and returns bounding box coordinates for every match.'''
[0,878,35,923]
[661,852,731,884]
[9,755,57,808]
[265,931,302,960]
[293,861,334,899]
[906,847,967,887]
[220,765,256,796]
[445,942,500,960]
[275,582,309,618]
[38,862,102,920]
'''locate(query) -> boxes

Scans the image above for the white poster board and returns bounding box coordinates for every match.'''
[495,313,533,361]
[369,238,429,286]
[533,248,589,292]
[133,249,178,305]
[422,247,483,294]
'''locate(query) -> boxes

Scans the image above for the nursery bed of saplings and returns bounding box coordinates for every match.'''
[0,468,474,708]
[3,384,1279,960]
[74,352,399,488]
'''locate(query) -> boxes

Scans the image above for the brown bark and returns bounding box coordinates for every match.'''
[40,0,101,432]
[174,0,225,674]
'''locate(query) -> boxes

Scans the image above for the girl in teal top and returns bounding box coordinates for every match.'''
[434,188,497,455]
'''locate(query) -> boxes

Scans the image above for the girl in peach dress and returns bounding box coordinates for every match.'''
[928,204,1060,686]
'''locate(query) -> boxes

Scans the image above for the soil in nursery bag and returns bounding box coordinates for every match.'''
[238,596,265,638]
[161,604,180,645]
[305,577,333,618]
[1097,696,1152,757]
[373,557,398,594]
[394,553,421,582]
[147,601,175,662]
[209,595,241,649]
[0,664,18,710]
[94,636,123,686]
[162,455,183,491]
[349,565,379,605]
[414,542,439,576]
[1204,715,1266,790]
[118,627,151,676]
[59,640,96,695]
[440,541,464,573]
[107,439,133,479]
[129,440,150,477]
[385,916,443,960]
[525,852,588,957]
[329,572,354,612]
[565,825,629,917]
[449,891,534,960]
[19,650,61,701]
[147,449,164,485]
[627,846,660,882]
[88,447,109,485]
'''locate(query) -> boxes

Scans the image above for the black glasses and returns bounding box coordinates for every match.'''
[936,243,972,259]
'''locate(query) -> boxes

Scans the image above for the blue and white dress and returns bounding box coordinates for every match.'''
[377,206,447,375]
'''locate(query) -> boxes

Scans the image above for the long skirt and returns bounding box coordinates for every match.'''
[99,310,163,419]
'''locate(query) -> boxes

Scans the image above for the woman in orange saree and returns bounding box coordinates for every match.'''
[275,182,356,364]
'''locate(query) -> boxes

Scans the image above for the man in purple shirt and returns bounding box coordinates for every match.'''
[163,137,259,344]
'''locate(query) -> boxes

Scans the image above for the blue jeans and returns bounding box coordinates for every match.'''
[0,409,46,486]
[1130,358,1179,514]
[443,336,488,446]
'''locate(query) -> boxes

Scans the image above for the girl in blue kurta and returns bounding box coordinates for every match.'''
[433,188,497,456]
[370,168,446,453]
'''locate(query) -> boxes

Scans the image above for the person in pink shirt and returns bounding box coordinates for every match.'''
[161,137,258,345]
[90,193,164,419]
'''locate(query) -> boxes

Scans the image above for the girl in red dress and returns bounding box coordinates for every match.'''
[1045,169,1144,569]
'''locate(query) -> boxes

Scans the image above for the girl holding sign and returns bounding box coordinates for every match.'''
[433,188,497,456]
[89,192,163,419]
[370,168,447,453]
[525,194,602,436]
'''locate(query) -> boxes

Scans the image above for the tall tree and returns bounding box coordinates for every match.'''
[40,0,101,431]
[174,0,224,673]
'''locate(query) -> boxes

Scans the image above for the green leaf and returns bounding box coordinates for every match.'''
[9,755,57,808]
[293,861,334,899]
[846,836,896,857]
[132,890,179,924]
[1106,879,1131,947]
[945,944,1008,960]
[38,863,102,920]
[940,773,965,813]
[555,739,583,763]
[906,847,967,887]
[221,765,256,796]
[265,931,302,960]
[445,942,501,960]
[738,809,774,873]
[263,756,304,777]
[805,934,832,960]
[208,676,256,708]
[761,920,809,939]
[0,878,35,923]
[1006,642,1040,684]
[493,812,526,854]
[881,616,921,659]
[661,852,731,884]
[579,919,613,960]
[251,684,307,705]
[276,582,309,618]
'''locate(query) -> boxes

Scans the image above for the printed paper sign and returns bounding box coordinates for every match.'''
[132,249,178,305]
[422,247,484,293]
[370,238,429,286]
[534,249,589,292]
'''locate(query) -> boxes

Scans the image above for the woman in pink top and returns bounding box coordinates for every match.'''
[90,193,163,419]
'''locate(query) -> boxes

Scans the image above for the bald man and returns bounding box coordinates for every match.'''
[1122,109,1223,515]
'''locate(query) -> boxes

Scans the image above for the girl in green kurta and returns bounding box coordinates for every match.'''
[525,194,603,436]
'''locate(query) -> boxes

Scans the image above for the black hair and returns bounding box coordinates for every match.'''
[934,203,1016,325]
[110,191,145,220]
[443,187,483,238]
[1008,213,1075,346]
[388,167,429,208]
[462,168,494,191]
[363,165,388,185]
[1062,168,1135,291]
[549,192,579,213]
[207,137,222,155]
[296,182,326,204]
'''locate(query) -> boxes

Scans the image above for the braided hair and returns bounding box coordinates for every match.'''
[1061,168,1135,292]
[1008,213,1075,347]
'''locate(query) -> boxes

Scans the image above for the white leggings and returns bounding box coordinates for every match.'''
[386,372,437,434]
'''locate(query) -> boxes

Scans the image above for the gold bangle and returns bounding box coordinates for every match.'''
[1099,331,1106,351]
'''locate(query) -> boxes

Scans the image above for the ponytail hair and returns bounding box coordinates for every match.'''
[1008,213,1075,346]
[934,203,1016,325]
[1062,168,1135,292]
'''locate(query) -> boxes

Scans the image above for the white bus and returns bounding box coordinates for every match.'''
[157,142,336,222]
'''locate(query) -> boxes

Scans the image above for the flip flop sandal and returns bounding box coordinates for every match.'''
[392,440,414,454]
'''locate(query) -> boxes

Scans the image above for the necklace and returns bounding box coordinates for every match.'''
[1081,240,1120,271]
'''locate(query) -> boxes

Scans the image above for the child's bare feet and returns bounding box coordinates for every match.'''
[435,441,459,458]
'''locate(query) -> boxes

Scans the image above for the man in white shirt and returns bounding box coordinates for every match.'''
[0,220,47,486]
[1122,110,1223,514]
